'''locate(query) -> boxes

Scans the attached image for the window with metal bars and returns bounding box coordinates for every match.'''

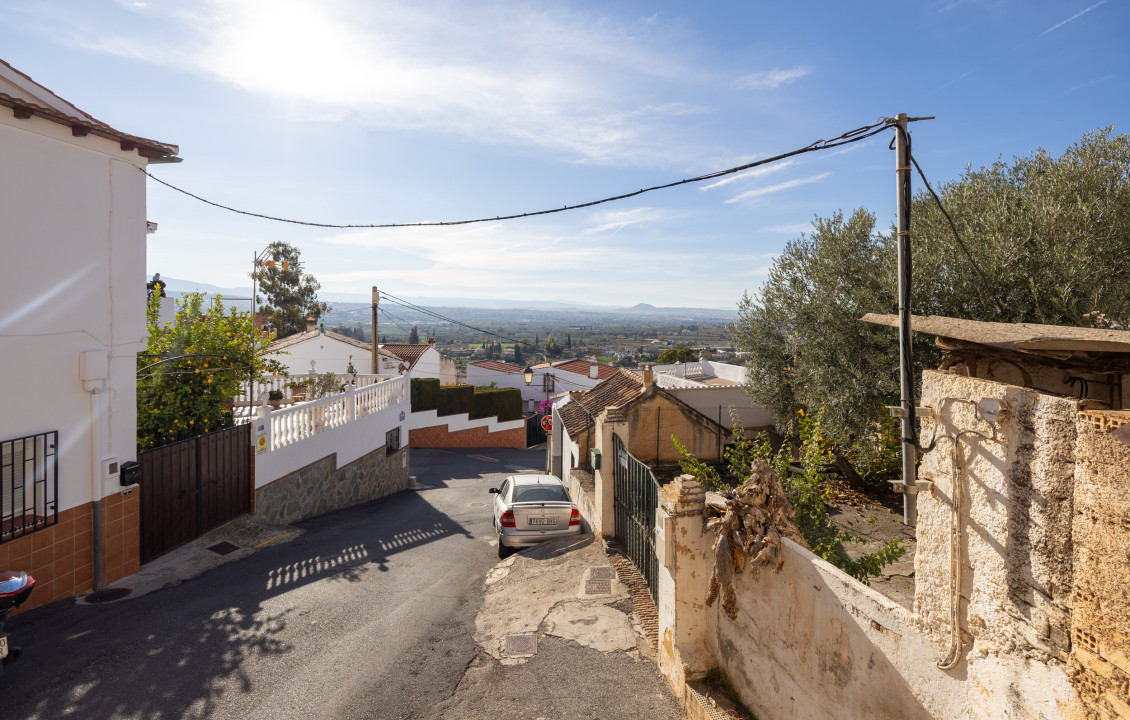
[386,427,401,452]
[1,431,59,543]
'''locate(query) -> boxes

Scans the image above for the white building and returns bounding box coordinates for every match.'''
[267,318,400,378]
[638,359,774,430]
[0,58,178,606]
[468,358,620,412]
[381,339,458,384]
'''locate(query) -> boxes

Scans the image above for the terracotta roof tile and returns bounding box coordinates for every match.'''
[559,370,644,437]
[549,359,620,380]
[381,344,431,369]
[0,59,178,159]
[469,360,525,374]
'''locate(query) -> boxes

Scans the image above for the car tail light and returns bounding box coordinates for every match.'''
[569,509,581,526]
[500,510,516,528]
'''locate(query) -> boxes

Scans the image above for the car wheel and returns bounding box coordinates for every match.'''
[497,537,513,559]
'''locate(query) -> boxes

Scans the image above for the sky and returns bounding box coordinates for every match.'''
[1,0,1127,309]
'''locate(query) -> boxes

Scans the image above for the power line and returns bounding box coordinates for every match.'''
[380,292,537,347]
[908,154,1004,314]
[141,118,913,229]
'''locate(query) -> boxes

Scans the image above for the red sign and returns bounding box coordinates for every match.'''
[540,415,553,432]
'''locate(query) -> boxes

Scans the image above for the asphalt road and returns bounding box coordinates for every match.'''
[1,447,680,720]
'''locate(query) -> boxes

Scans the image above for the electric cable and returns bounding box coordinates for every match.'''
[380,292,538,347]
[140,119,905,229]
[909,155,1004,315]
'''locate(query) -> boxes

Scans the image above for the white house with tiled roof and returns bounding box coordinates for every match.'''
[0,58,178,607]
[381,339,457,384]
[267,318,400,378]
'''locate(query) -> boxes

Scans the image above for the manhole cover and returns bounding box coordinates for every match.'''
[585,578,612,595]
[207,541,241,556]
[503,633,538,657]
[590,567,616,581]
[84,587,132,604]
[468,502,487,507]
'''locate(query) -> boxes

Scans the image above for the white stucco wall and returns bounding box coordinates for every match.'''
[0,109,150,512]
[269,334,376,377]
[667,387,774,429]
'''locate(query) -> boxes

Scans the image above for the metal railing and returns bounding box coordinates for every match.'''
[1,431,58,543]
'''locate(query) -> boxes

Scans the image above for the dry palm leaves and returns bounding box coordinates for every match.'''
[705,459,808,619]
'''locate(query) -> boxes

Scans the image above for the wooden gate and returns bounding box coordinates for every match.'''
[138,424,251,563]
[612,432,659,601]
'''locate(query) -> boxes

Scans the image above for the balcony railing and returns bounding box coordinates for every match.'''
[264,375,409,451]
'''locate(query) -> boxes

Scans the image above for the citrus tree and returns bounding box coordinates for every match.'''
[137,292,287,450]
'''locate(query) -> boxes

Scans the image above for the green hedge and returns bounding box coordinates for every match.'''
[472,387,522,422]
[410,378,521,421]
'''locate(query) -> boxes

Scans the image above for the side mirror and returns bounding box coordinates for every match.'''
[488,487,500,494]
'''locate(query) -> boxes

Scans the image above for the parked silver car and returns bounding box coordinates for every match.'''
[490,474,581,558]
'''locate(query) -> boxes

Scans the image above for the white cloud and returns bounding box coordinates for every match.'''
[53,0,715,165]
[725,172,832,203]
[582,207,675,234]
[700,159,794,190]
[738,66,810,89]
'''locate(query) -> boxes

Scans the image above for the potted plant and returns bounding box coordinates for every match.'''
[287,381,308,402]
[267,389,284,408]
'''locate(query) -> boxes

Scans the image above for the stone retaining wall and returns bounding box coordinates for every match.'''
[254,444,410,525]
[409,423,526,448]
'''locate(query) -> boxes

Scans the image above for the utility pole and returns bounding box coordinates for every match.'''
[371,286,380,374]
[894,112,918,526]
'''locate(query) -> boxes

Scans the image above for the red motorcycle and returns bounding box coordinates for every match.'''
[0,570,35,669]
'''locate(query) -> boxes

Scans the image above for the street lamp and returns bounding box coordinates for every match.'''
[524,366,555,474]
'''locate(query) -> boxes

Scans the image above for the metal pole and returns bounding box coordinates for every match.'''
[895,112,918,526]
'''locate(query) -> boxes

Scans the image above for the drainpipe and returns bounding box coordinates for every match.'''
[88,383,107,590]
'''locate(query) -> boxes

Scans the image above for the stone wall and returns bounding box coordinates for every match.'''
[917,370,1077,669]
[1070,410,1130,720]
[254,445,410,525]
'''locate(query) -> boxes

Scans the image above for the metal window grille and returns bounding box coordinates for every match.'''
[386,427,401,452]
[1,431,59,543]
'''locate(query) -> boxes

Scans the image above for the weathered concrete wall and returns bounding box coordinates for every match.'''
[623,391,724,465]
[1070,410,1130,720]
[960,357,1127,411]
[917,371,1076,673]
[254,445,409,525]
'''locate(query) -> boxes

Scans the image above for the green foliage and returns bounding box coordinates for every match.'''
[513,342,524,364]
[472,387,523,421]
[675,409,904,583]
[137,292,286,451]
[658,345,696,364]
[251,241,331,338]
[731,128,1130,483]
[544,333,562,357]
[410,378,521,420]
[408,325,420,344]
[307,371,344,399]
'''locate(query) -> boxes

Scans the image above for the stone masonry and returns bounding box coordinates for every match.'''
[255,445,410,525]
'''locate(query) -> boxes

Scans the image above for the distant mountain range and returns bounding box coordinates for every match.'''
[157,277,738,319]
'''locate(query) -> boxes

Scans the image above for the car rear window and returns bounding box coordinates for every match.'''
[511,485,569,503]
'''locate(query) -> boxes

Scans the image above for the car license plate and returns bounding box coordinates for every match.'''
[0,633,8,660]
[528,517,557,526]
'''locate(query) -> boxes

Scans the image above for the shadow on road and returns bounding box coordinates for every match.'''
[2,489,474,720]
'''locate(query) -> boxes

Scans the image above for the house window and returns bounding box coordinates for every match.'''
[386,427,401,452]
[1,431,59,544]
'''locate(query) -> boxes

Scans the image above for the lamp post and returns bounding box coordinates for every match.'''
[524,365,555,474]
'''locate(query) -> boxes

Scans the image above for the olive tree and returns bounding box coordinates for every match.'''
[733,128,1130,484]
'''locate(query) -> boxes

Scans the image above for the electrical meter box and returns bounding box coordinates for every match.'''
[590,448,601,470]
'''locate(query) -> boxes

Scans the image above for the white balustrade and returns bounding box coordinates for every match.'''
[266,376,407,451]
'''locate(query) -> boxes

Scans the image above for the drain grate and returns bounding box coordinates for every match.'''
[585,578,612,595]
[589,566,616,581]
[503,633,538,657]
[84,587,132,604]
[206,541,241,556]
